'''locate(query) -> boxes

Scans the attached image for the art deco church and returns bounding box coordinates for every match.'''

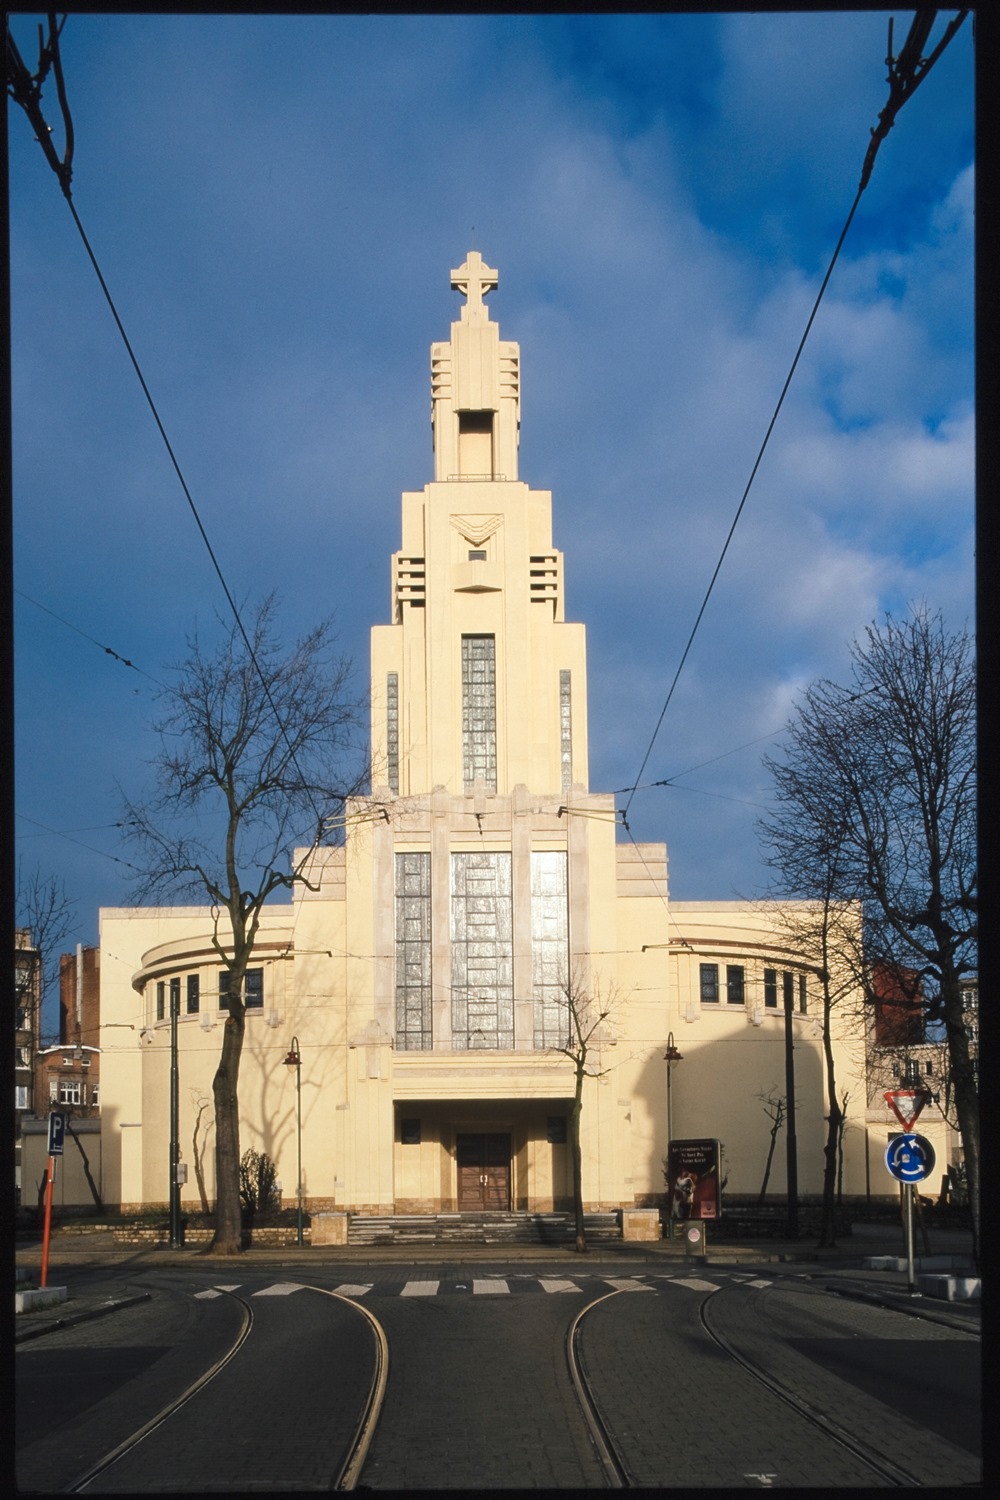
[98,255,872,1225]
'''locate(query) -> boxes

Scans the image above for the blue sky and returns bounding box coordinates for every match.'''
[10,11,974,1021]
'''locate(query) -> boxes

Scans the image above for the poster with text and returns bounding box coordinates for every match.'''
[667,1139,721,1220]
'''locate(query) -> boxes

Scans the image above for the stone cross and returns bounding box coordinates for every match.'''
[451,251,498,316]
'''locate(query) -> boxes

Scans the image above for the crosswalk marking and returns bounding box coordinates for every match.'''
[192,1272,775,1302]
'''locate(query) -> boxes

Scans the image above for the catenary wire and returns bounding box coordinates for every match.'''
[621,10,969,822]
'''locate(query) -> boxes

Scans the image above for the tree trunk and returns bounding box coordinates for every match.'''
[818,999,842,1248]
[758,1106,783,1205]
[210,1011,246,1254]
[569,1081,586,1254]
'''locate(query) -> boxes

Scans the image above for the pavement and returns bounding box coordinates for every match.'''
[14,1219,980,1342]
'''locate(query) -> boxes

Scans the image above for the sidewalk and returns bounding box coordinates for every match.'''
[15,1220,979,1342]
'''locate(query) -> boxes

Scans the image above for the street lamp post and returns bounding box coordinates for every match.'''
[283,1038,303,1246]
[663,1034,683,1237]
[169,985,181,1249]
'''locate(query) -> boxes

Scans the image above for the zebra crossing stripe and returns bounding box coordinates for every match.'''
[673,1277,719,1292]
[473,1279,508,1294]
[333,1283,373,1297]
[401,1280,439,1296]
[252,1282,305,1296]
[604,1278,654,1292]
[539,1279,583,1294]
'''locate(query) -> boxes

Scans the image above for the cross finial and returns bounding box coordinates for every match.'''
[451,250,498,321]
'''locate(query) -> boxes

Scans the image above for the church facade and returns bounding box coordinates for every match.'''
[99,254,876,1220]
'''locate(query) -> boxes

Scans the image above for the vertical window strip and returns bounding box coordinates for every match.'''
[395,852,432,1049]
[532,851,569,1048]
[451,852,513,1049]
[462,635,497,791]
[386,672,399,794]
[559,670,572,792]
[700,963,719,1003]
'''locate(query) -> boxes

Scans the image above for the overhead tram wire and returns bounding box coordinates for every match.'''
[6,16,334,838]
[620,9,970,827]
[14,588,165,689]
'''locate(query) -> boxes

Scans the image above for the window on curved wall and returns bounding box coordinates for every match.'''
[700,964,719,1003]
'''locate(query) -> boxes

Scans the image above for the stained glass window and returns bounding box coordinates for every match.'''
[451,851,513,1048]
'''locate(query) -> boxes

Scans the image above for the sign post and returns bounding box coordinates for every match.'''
[884,1132,936,1293]
[40,1112,66,1289]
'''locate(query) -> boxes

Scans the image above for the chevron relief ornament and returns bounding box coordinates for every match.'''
[451,514,503,547]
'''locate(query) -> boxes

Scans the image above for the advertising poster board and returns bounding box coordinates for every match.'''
[667,1138,722,1220]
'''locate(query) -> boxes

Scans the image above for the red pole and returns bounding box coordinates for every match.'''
[40,1156,55,1288]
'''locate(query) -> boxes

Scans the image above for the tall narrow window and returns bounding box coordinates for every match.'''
[186,974,200,1014]
[386,672,399,794]
[700,964,719,1003]
[783,970,794,1012]
[559,670,573,792]
[532,851,569,1047]
[169,976,181,1017]
[798,973,807,1014]
[156,981,165,1021]
[451,852,513,1049]
[462,635,497,790]
[395,852,432,1049]
[764,969,778,1009]
[726,966,745,1005]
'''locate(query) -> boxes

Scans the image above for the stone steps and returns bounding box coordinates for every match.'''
[347,1211,622,1246]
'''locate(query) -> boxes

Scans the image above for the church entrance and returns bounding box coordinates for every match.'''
[457,1132,511,1210]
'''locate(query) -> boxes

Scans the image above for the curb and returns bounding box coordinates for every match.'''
[14,1291,152,1344]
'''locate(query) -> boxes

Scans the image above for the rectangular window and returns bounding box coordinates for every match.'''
[386,672,399,795]
[764,969,778,1008]
[91,1084,99,1107]
[395,852,432,1050]
[49,1079,58,1101]
[451,851,513,1049]
[169,976,181,1017]
[16,1085,29,1110]
[547,1116,567,1144]
[59,1079,82,1106]
[798,973,807,1014]
[532,850,569,1048]
[219,969,264,1011]
[187,974,200,1014]
[700,964,719,1003]
[462,635,497,791]
[559,670,573,793]
[726,965,745,1005]
[156,981,165,1021]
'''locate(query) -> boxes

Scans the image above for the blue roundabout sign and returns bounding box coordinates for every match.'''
[884,1133,936,1183]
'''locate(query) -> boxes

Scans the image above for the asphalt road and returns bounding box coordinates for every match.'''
[15,1258,981,1492]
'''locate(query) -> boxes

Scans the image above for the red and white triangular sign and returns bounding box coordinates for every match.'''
[884,1089,931,1130]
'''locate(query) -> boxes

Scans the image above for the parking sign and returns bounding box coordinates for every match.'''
[47,1112,66,1155]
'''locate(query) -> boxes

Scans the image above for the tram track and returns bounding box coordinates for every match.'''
[61,1285,389,1494]
[66,1289,256,1493]
[566,1277,943,1489]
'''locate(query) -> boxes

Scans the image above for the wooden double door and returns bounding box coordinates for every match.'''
[457,1132,511,1210]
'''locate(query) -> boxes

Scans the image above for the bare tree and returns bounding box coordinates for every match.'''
[760,606,978,1264]
[15,863,76,1045]
[755,1090,785,1205]
[553,980,620,1253]
[122,596,367,1254]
